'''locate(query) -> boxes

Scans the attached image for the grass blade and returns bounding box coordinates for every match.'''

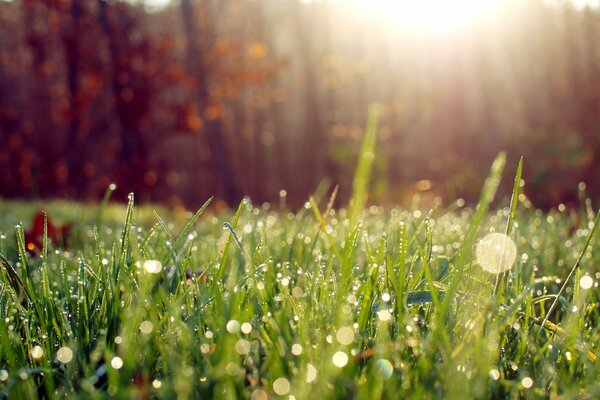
[349,104,381,228]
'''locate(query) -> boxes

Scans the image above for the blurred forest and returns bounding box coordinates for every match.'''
[0,0,598,209]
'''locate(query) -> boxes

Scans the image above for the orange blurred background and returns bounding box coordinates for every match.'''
[0,0,598,209]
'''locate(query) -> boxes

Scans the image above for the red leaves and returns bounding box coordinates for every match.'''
[24,211,72,253]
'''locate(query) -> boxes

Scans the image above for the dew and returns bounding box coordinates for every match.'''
[521,377,533,388]
[241,322,253,334]
[489,368,500,380]
[374,359,394,379]
[205,330,214,339]
[476,233,517,274]
[273,377,290,395]
[152,379,162,389]
[291,344,303,355]
[235,339,251,355]
[336,327,355,345]
[56,347,73,364]
[281,277,290,287]
[226,320,241,334]
[292,286,304,298]
[381,293,391,302]
[226,363,240,376]
[140,321,154,335]
[377,309,392,322]
[200,343,211,354]
[111,356,123,369]
[143,260,163,274]
[580,275,594,290]
[306,363,318,383]
[332,351,349,367]
[251,389,268,400]
[30,345,44,360]
[114,336,123,345]
[0,370,7,382]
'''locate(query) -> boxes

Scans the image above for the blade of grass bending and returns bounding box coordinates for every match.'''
[161,196,213,266]
[309,196,342,262]
[494,156,523,295]
[349,104,381,228]
[442,153,506,311]
[539,209,600,334]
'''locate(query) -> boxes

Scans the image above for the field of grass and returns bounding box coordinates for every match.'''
[0,155,599,399]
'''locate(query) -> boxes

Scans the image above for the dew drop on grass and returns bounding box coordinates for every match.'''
[0,370,7,382]
[31,346,43,360]
[140,321,154,335]
[374,359,394,379]
[111,357,123,369]
[332,351,349,367]
[251,389,268,400]
[580,275,594,290]
[226,320,240,334]
[306,363,318,383]
[377,309,392,322]
[56,347,73,364]
[235,339,250,355]
[336,327,355,345]
[291,344,303,355]
[489,368,500,380]
[143,260,163,274]
[521,377,533,388]
[152,379,162,389]
[241,322,252,334]
[273,377,290,395]
[476,233,517,274]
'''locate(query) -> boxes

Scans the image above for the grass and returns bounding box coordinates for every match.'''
[1,116,599,398]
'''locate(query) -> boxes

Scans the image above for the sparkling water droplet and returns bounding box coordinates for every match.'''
[332,351,349,367]
[226,320,240,334]
[140,321,154,335]
[143,260,163,274]
[111,356,123,369]
[56,347,73,363]
[374,359,394,379]
[291,344,303,355]
[30,346,44,360]
[521,377,533,388]
[241,322,252,334]
[476,233,517,274]
[336,327,354,345]
[306,363,317,383]
[273,377,290,395]
[489,368,500,380]
[580,275,593,290]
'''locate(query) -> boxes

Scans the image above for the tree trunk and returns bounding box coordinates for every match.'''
[180,0,240,207]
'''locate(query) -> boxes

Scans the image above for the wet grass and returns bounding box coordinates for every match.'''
[0,168,599,399]
[1,108,599,398]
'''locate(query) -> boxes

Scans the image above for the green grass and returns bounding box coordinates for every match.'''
[1,135,600,398]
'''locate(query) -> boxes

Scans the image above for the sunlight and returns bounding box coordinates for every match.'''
[353,0,503,33]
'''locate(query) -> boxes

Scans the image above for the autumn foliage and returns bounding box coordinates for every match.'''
[0,0,598,209]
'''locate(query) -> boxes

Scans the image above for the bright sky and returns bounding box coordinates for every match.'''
[139,0,600,32]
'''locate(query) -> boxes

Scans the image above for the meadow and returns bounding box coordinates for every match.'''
[0,149,599,399]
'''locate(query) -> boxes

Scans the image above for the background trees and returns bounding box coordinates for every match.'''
[0,0,598,209]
